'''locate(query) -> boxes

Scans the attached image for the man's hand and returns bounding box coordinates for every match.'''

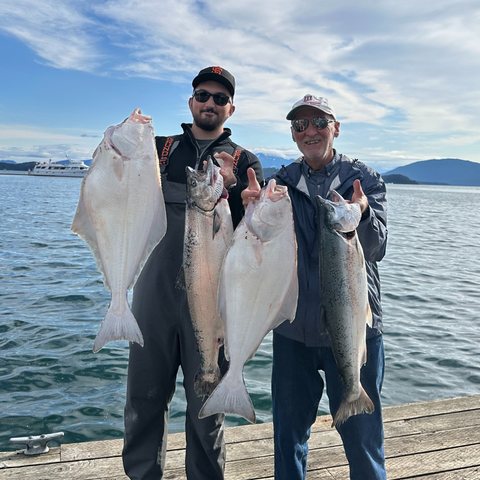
[213,152,237,188]
[241,168,261,208]
[349,179,368,213]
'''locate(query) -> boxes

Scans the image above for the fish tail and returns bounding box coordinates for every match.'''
[332,387,375,428]
[198,371,256,423]
[194,366,222,397]
[93,302,144,353]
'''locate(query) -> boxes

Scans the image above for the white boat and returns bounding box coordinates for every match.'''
[31,159,90,178]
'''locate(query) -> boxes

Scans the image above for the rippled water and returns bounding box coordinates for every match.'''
[1,176,479,450]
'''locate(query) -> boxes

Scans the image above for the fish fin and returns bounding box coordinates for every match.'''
[272,268,299,328]
[331,387,374,428]
[194,365,222,397]
[366,302,373,328]
[128,189,167,290]
[71,190,110,290]
[318,305,328,334]
[213,209,222,239]
[93,299,144,352]
[198,371,256,424]
[175,266,186,291]
[113,157,124,181]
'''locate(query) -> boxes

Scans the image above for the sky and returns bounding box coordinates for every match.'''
[1,0,480,173]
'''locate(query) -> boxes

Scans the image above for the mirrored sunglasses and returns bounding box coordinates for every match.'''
[291,117,335,133]
[193,90,232,107]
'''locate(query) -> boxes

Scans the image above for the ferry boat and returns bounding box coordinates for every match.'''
[31,159,89,177]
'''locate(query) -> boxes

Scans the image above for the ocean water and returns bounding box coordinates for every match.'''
[1,175,479,451]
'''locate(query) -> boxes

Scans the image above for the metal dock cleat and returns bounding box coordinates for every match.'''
[9,432,64,455]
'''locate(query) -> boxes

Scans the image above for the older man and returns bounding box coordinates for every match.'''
[242,94,388,479]
[123,66,264,480]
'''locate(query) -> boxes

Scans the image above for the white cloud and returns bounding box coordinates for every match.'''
[2,0,480,165]
[0,0,103,70]
[0,125,100,162]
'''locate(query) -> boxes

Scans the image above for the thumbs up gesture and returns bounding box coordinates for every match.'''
[241,168,261,208]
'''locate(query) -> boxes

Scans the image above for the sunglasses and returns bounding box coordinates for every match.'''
[193,90,232,107]
[291,117,335,133]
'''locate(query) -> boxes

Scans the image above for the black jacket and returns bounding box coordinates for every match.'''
[156,123,264,228]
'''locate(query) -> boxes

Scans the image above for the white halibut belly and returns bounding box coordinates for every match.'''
[222,228,297,365]
[71,109,166,352]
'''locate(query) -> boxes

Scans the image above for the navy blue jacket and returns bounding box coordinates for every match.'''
[273,154,388,347]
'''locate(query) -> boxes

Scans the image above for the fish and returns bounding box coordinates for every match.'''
[71,108,167,353]
[199,179,298,423]
[316,191,374,427]
[182,157,233,397]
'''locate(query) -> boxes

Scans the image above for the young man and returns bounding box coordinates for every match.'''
[123,66,264,480]
[242,94,388,479]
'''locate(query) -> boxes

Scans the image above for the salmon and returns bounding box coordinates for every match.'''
[316,191,374,427]
[182,157,233,397]
[71,109,166,352]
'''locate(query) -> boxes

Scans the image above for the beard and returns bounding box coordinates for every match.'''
[192,108,224,132]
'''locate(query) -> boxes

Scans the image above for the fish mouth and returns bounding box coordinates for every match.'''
[337,230,356,240]
[262,179,287,202]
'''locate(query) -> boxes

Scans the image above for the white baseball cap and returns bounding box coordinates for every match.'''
[286,94,336,121]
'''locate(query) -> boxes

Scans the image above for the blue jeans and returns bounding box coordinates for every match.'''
[272,332,386,480]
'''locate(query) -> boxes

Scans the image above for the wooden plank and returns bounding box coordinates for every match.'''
[387,443,480,480]
[0,457,127,480]
[0,395,479,480]
[382,395,480,422]
[408,466,480,479]
[61,430,187,463]
[407,408,480,433]
[0,447,60,468]
[225,422,274,443]
[325,443,480,480]
[259,423,480,477]
[385,424,480,457]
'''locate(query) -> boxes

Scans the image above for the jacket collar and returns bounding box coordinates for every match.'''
[277,153,364,198]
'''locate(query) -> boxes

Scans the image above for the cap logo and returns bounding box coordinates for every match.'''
[211,66,223,75]
[304,95,313,102]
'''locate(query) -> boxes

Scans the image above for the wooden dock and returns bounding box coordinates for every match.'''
[1,394,479,479]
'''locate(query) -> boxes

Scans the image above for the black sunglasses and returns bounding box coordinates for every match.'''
[291,117,335,133]
[193,90,232,107]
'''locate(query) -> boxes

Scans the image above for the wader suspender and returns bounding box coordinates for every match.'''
[158,136,180,174]
[158,135,244,175]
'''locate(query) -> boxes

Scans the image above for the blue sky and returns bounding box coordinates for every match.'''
[1,0,480,173]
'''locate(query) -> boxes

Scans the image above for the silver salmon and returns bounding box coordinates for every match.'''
[183,157,233,397]
[71,109,167,352]
[316,191,374,427]
[199,179,298,423]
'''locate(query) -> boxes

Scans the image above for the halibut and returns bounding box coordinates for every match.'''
[199,179,298,423]
[71,109,166,352]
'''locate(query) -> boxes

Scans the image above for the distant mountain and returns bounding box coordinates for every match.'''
[254,153,297,169]
[0,161,37,171]
[382,174,418,185]
[384,159,480,186]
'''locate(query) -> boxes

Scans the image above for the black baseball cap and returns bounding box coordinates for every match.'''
[192,66,235,97]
